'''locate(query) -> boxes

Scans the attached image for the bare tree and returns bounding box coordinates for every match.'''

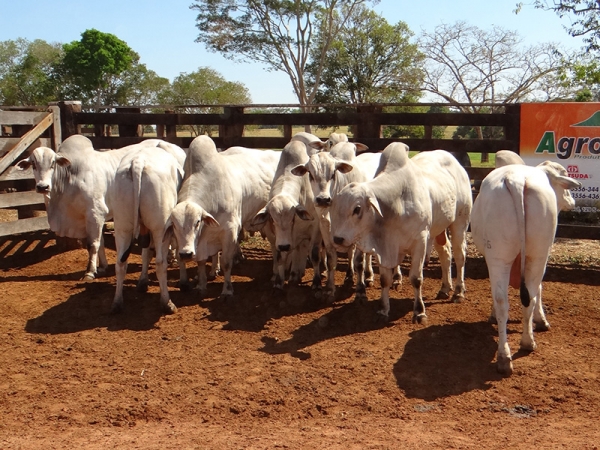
[190,0,377,111]
[420,21,570,111]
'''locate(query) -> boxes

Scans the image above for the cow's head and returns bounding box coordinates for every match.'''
[250,194,313,253]
[16,147,70,194]
[536,161,582,211]
[291,153,354,209]
[163,200,219,261]
[330,182,382,252]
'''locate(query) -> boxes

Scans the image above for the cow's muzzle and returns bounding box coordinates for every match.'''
[36,183,49,193]
[333,236,345,246]
[315,196,331,207]
[277,244,291,253]
[179,251,194,261]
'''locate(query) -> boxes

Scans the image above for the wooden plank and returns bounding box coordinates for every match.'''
[0,111,48,126]
[0,216,49,237]
[0,166,34,182]
[0,112,53,175]
[0,138,51,158]
[0,191,45,209]
[556,224,600,240]
[49,104,62,147]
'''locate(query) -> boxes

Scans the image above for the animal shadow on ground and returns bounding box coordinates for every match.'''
[393,322,502,400]
[24,277,188,334]
[259,296,415,360]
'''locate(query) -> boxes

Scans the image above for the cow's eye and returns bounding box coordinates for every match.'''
[308,172,314,182]
[330,171,336,181]
[195,220,201,228]
[353,205,361,216]
[50,161,55,169]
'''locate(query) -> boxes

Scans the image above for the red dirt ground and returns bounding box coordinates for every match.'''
[1,231,599,449]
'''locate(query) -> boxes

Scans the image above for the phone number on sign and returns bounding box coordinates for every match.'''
[572,192,600,199]
[572,206,600,213]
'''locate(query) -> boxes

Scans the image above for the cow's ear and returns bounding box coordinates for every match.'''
[162,217,173,245]
[16,157,32,170]
[309,140,326,151]
[295,205,313,221]
[354,143,369,154]
[250,207,270,228]
[556,175,581,190]
[335,161,354,174]
[368,194,383,217]
[291,164,308,177]
[201,211,220,228]
[55,154,71,167]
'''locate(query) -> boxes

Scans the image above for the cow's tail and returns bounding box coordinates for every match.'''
[505,173,530,307]
[131,155,148,247]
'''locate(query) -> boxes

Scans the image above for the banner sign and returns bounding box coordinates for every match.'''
[520,102,600,215]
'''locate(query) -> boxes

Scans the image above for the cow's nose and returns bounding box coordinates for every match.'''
[277,244,291,252]
[179,251,193,260]
[316,196,331,207]
[333,236,345,246]
[36,183,49,193]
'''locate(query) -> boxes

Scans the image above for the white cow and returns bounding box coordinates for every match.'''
[111,146,184,314]
[251,139,322,292]
[471,161,581,375]
[290,141,382,302]
[290,132,324,156]
[16,136,186,281]
[330,144,472,323]
[164,136,279,299]
[495,150,525,167]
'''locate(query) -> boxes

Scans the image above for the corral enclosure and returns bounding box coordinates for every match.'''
[1,102,600,448]
[1,231,600,448]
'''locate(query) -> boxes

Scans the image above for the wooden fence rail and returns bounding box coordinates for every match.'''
[1,101,598,240]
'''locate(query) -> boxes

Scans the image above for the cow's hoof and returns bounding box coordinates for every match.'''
[110,302,123,315]
[451,293,465,303]
[354,292,368,305]
[519,340,537,353]
[324,289,335,304]
[365,279,375,288]
[497,355,513,376]
[344,274,354,285]
[375,310,389,324]
[435,290,450,300]
[97,267,107,276]
[535,320,551,332]
[162,300,177,315]
[488,315,497,325]
[271,286,285,298]
[137,279,149,293]
[313,289,322,300]
[82,273,95,281]
[412,313,428,326]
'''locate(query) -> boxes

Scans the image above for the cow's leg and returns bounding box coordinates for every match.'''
[219,233,237,299]
[489,262,512,375]
[111,231,133,314]
[311,243,325,294]
[344,245,355,284]
[196,259,208,299]
[409,245,427,325]
[321,243,337,302]
[365,253,375,287]
[377,266,393,320]
[433,230,453,300]
[208,253,221,280]
[449,221,469,303]
[520,258,548,352]
[153,229,176,314]
[392,265,402,290]
[533,283,550,331]
[83,222,104,280]
[97,234,108,276]
[354,250,368,304]
[289,239,310,285]
[137,247,151,293]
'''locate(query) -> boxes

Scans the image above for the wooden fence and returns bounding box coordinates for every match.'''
[0,101,597,239]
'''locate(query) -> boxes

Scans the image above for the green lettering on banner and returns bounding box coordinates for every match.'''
[535,131,556,154]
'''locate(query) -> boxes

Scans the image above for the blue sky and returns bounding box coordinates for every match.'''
[0,0,585,104]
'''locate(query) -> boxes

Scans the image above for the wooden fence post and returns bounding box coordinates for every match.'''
[354,104,382,142]
[220,106,245,149]
[115,107,142,137]
[56,101,82,141]
[504,103,521,153]
[165,110,177,141]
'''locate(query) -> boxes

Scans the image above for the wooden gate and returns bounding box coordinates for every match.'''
[0,105,61,237]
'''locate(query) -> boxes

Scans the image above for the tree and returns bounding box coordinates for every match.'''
[0,38,63,105]
[190,0,377,110]
[518,1,600,51]
[159,67,251,136]
[61,29,134,108]
[308,5,424,104]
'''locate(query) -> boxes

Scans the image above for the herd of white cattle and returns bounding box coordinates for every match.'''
[16,131,581,376]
